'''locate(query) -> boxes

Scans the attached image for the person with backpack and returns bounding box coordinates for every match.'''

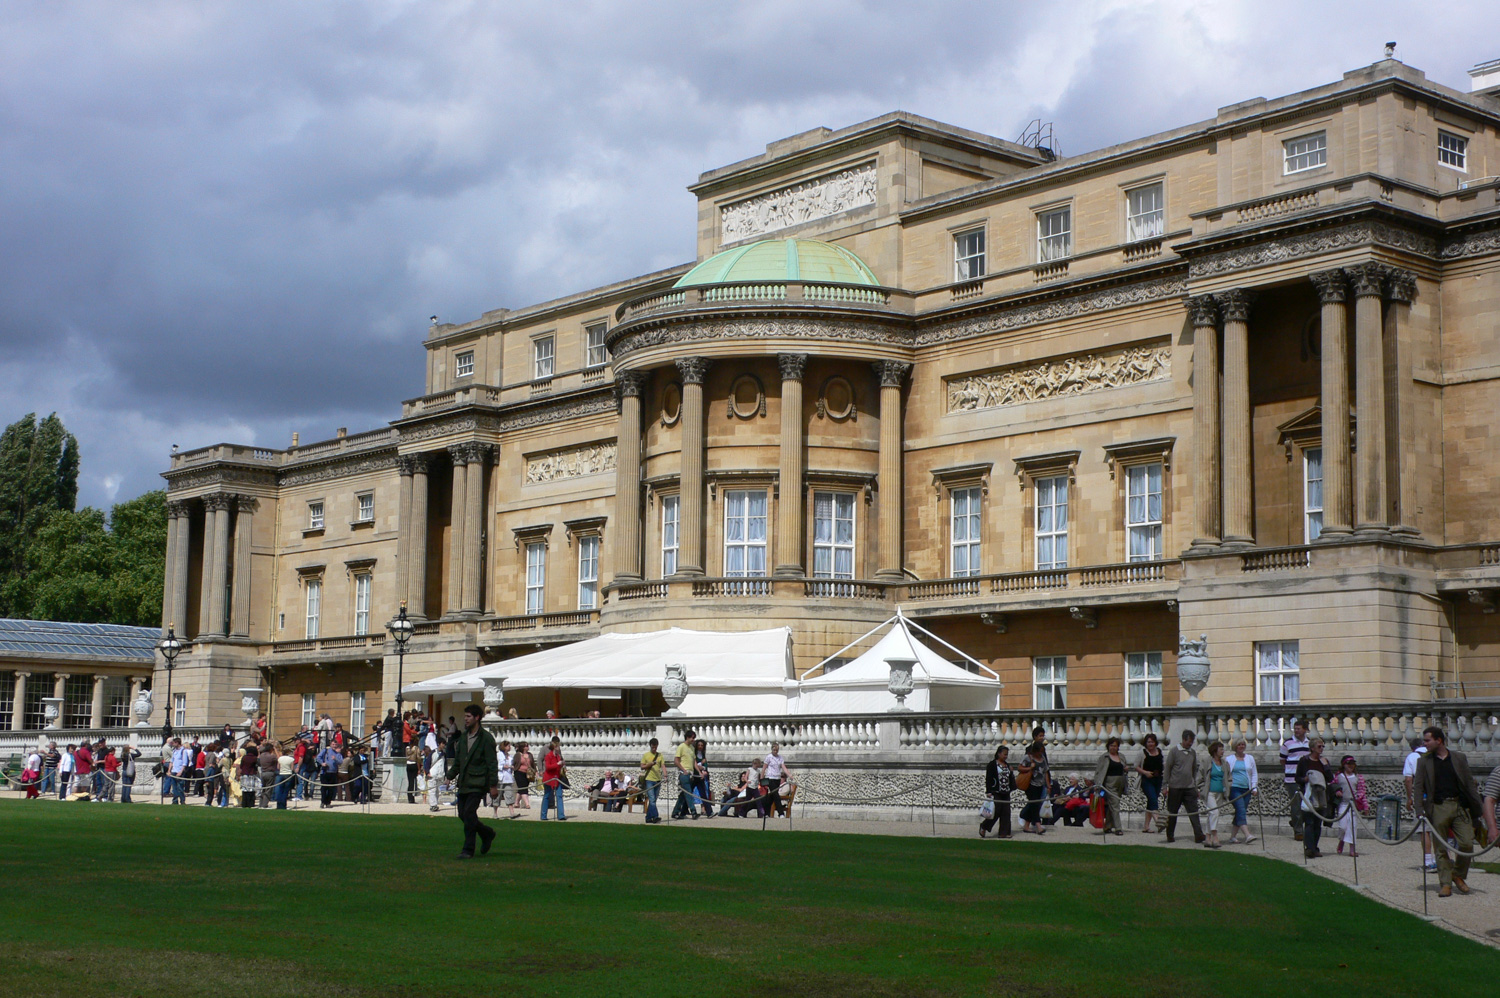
[980,745,1014,839]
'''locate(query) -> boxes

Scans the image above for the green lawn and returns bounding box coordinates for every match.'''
[0,801,1493,997]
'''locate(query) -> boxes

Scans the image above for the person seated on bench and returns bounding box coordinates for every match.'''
[1058,777,1092,827]
[717,769,754,816]
[588,770,625,811]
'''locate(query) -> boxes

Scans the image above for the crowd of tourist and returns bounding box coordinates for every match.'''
[976,722,1499,901]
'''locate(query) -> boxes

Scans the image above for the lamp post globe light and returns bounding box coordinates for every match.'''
[158,624,182,741]
[387,601,414,738]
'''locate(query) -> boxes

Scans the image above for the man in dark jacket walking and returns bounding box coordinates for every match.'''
[446,703,499,859]
[1413,725,1482,897]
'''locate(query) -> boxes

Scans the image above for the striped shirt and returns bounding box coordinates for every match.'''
[1483,766,1500,802]
[1280,737,1309,785]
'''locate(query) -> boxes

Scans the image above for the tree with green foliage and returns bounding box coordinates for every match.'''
[0,412,80,577]
[0,490,167,627]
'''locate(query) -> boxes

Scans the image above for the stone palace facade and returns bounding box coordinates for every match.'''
[158,56,1500,737]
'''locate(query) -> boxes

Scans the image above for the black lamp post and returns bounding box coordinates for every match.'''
[386,600,414,732]
[158,624,182,741]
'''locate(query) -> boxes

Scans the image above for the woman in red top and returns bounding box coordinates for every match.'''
[540,737,567,821]
[101,749,121,802]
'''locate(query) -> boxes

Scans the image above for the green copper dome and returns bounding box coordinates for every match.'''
[674,238,880,288]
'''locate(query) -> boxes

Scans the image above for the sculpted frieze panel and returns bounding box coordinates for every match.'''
[279,454,398,488]
[720,163,877,242]
[947,341,1170,412]
[524,442,618,485]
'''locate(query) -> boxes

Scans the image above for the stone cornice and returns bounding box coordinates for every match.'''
[612,316,914,364]
[394,389,617,445]
[279,454,398,489]
[914,272,1187,349]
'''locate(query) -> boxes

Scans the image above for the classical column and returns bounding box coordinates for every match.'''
[612,372,648,584]
[1310,269,1352,537]
[873,360,912,581]
[10,672,27,731]
[1348,263,1388,533]
[160,503,179,632]
[230,496,256,637]
[197,497,220,636]
[396,457,414,602]
[53,674,67,698]
[90,674,106,728]
[446,446,470,614]
[460,443,488,614]
[1385,269,1419,535]
[402,455,431,616]
[774,353,808,577]
[1188,296,1221,550]
[1217,290,1254,546]
[205,493,233,636]
[674,357,712,577]
[168,500,192,634]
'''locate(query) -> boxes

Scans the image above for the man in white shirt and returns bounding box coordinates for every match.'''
[1403,738,1436,872]
[57,744,76,800]
[761,743,792,818]
[495,739,517,818]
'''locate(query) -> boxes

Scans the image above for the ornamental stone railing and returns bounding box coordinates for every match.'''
[615,281,913,323]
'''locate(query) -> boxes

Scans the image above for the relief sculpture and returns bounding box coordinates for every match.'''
[947,342,1170,412]
[720,163,877,242]
[524,442,618,484]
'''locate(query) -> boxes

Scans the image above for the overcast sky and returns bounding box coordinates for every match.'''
[1,1,1494,509]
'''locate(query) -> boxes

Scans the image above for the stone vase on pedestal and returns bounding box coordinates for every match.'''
[238,687,263,730]
[886,656,917,712]
[1177,634,1211,706]
[133,689,155,728]
[42,696,64,730]
[662,664,688,717]
[482,678,505,719]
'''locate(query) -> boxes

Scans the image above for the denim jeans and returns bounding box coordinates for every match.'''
[171,774,186,803]
[644,779,660,821]
[121,776,134,803]
[275,773,291,808]
[41,767,55,795]
[1230,786,1251,825]
[540,784,565,819]
[673,772,694,818]
[1141,778,1161,812]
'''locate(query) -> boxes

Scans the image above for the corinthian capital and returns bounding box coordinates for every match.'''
[872,360,912,389]
[675,357,713,385]
[1384,267,1417,304]
[615,369,650,400]
[166,498,193,519]
[777,353,808,382]
[1186,295,1219,328]
[234,495,260,514]
[202,493,235,512]
[1309,268,1347,305]
[396,454,429,476]
[1344,262,1384,298]
[1214,288,1253,324]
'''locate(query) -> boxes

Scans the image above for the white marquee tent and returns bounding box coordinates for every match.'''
[792,612,1001,713]
[400,626,795,717]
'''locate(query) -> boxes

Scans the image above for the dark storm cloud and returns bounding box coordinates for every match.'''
[0,0,1493,506]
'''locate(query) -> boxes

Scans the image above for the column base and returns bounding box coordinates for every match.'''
[772,565,806,579]
[873,570,905,583]
[1353,524,1391,536]
[1220,536,1254,549]
[668,568,705,579]
[1186,538,1222,554]
[1313,526,1352,541]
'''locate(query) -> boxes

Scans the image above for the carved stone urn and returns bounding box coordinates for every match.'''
[1177,634,1211,706]
[42,696,64,729]
[662,664,689,717]
[133,688,154,727]
[482,677,505,719]
[237,687,263,726]
[885,656,917,712]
